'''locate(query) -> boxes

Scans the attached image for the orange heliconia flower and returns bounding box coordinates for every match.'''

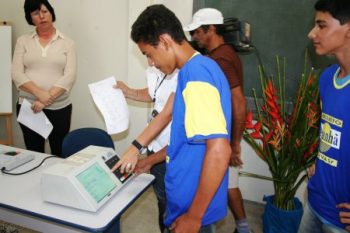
[245,111,254,129]
[303,142,319,161]
[250,122,263,139]
[264,80,282,123]
[250,131,263,140]
[242,55,321,211]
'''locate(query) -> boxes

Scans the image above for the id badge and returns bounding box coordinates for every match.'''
[148,109,159,123]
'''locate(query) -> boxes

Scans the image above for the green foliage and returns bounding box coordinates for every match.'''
[243,52,321,210]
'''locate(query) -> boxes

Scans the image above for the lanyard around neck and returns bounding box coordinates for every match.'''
[153,74,167,102]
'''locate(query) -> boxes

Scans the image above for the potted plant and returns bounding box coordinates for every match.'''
[243,53,321,233]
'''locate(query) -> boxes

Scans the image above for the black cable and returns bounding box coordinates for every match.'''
[1,156,58,176]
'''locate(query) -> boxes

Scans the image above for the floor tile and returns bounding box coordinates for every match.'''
[121,188,265,233]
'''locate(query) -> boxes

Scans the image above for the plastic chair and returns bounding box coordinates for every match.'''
[61,127,115,158]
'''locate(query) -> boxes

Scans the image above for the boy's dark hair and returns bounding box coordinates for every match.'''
[24,0,56,26]
[131,4,186,46]
[189,24,226,37]
[315,0,350,25]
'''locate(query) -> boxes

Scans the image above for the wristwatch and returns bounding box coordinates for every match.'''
[132,139,147,154]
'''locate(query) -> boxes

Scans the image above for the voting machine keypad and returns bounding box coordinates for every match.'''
[104,155,132,183]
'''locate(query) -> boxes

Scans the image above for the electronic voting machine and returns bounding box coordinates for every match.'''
[41,145,133,212]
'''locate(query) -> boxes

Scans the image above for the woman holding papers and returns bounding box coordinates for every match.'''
[11,0,77,156]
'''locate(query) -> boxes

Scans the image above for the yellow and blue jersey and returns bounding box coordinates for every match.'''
[308,64,350,229]
[164,54,232,226]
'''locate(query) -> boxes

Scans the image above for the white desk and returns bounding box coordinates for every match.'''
[0,145,154,233]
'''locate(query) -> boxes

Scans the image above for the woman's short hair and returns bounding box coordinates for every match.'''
[24,0,56,25]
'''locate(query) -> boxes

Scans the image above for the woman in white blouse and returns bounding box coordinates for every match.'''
[11,0,77,156]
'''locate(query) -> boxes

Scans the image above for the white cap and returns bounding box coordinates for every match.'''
[183,8,224,32]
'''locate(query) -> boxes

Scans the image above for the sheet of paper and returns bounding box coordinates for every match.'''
[88,76,129,134]
[17,99,53,139]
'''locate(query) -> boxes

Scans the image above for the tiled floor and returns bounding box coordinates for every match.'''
[0,221,39,233]
[0,187,264,233]
[121,188,265,233]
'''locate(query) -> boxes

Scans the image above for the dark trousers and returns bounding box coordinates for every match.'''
[16,103,72,157]
[148,149,167,233]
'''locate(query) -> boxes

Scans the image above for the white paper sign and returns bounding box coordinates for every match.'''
[17,99,53,139]
[88,77,129,134]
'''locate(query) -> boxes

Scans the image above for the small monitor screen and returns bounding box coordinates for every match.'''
[76,163,116,203]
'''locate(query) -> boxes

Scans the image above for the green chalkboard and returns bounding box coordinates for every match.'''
[193,0,334,99]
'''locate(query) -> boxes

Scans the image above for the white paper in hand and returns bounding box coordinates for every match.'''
[88,76,129,134]
[17,99,53,139]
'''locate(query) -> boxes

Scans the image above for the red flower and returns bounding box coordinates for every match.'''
[267,99,278,110]
[265,81,276,98]
[242,54,320,211]
[254,121,262,131]
[265,130,274,141]
[250,131,263,139]
[245,111,254,129]
[249,121,263,139]
[303,142,319,161]
[269,110,280,120]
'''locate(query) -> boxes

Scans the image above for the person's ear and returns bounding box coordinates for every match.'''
[208,25,216,34]
[346,21,350,38]
[159,34,172,50]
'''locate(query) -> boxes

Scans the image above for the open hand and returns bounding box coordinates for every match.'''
[111,146,139,173]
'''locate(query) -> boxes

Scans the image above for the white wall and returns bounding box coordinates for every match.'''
[125,0,193,151]
[0,0,305,203]
[0,0,193,153]
[2,0,130,148]
[240,140,307,203]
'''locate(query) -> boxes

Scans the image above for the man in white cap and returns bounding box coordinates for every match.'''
[184,8,253,233]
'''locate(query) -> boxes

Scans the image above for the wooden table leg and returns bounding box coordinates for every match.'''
[0,113,13,146]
